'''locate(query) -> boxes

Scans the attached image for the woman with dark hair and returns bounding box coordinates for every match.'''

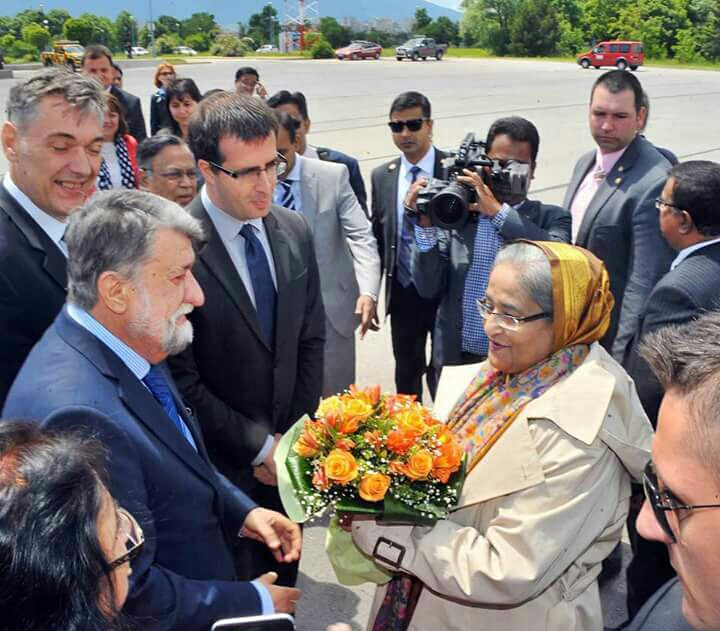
[164,77,202,141]
[150,62,176,135]
[98,92,140,190]
[0,420,144,631]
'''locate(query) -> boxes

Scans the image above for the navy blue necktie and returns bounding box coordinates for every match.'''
[143,365,197,450]
[240,223,276,347]
[396,165,422,287]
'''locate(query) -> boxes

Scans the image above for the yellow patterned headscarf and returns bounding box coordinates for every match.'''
[523,240,615,352]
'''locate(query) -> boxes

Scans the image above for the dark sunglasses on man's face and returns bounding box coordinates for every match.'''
[387,118,428,133]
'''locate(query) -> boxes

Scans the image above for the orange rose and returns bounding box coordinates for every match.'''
[324,449,359,485]
[405,450,433,480]
[358,472,391,502]
[395,408,428,437]
[339,398,373,432]
[316,395,344,419]
[432,441,463,483]
[387,429,415,454]
[293,420,327,457]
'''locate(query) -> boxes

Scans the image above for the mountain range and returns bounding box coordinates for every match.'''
[5,0,463,26]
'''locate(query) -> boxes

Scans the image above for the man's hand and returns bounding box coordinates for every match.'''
[403,177,432,227]
[256,571,301,614]
[355,295,379,339]
[255,82,268,99]
[241,507,302,563]
[253,433,281,486]
[456,169,502,217]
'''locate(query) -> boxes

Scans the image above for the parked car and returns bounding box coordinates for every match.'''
[395,37,447,61]
[576,40,644,70]
[174,46,198,55]
[335,41,382,60]
[256,44,279,53]
[41,40,85,71]
[131,46,150,57]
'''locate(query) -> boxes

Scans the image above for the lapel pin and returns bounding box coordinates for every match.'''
[388,163,397,171]
[614,177,623,185]
[618,165,625,172]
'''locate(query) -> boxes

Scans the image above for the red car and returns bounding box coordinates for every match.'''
[576,40,644,71]
[335,40,382,60]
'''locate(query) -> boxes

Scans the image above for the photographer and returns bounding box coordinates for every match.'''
[406,116,571,376]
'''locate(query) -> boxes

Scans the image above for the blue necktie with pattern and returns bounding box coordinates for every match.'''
[277,179,297,211]
[240,223,277,347]
[143,365,197,450]
[396,165,422,287]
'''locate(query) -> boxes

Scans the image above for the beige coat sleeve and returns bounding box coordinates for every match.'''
[352,418,629,606]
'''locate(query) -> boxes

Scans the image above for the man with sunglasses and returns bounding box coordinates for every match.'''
[622,160,720,617]
[405,116,570,385]
[624,310,720,631]
[168,93,324,588]
[371,91,445,401]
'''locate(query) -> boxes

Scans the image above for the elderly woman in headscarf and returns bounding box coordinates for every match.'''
[350,240,653,631]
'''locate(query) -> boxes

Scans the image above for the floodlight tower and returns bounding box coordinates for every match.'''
[283,0,320,51]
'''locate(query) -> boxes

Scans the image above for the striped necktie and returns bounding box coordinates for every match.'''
[277,179,297,211]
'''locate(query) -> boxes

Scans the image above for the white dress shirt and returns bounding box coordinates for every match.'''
[396,146,436,248]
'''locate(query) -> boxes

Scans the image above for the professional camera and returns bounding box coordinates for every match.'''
[415,133,531,230]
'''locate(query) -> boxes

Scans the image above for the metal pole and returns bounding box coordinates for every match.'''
[148,0,155,55]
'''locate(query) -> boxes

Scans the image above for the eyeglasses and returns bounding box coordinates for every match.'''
[476,297,551,331]
[207,154,288,180]
[643,461,720,544]
[145,168,199,182]
[159,71,176,77]
[108,507,145,570]
[655,198,682,212]
[387,118,429,133]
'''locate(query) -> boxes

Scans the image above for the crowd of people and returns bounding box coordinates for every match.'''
[1,42,720,631]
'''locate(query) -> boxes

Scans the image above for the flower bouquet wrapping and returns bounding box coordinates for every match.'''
[275,385,465,585]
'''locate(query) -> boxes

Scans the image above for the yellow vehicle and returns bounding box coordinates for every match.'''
[41,40,85,71]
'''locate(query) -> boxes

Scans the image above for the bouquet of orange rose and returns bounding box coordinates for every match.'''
[277,385,465,527]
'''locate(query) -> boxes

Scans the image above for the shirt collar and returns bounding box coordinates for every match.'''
[400,145,436,179]
[2,173,67,247]
[201,186,264,241]
[595,145,629,174]
[671,237,720,270]
[284,154,302,183]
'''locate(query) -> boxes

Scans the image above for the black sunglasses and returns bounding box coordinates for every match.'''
[387,118,428,133]
[643,461,720,543]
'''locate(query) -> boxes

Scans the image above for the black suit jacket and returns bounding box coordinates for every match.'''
[413,199,571,369]
[563,135,674,360]
[624,241,720,426]
[168,199,325,490]
[4,310,262,630]
[0,184,66,407]
[371,149,447,314]
[111,85,147,142]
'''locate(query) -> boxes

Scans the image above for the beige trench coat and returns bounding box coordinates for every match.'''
[352,343,653,631]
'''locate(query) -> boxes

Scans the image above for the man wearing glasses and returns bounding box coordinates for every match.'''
[625,310,720,631]
[623,160,720,616]
[405,116,570,387]
[138,133,199,207]
[169,93,325,587]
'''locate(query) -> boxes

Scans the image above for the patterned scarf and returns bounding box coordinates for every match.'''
[97,136,135,190]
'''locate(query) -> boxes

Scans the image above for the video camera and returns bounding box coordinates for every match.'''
[415,133,531,230]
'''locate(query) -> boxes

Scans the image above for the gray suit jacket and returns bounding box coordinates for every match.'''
[563,135,674,360]
[297,155,380,338]
[413,199,571,370]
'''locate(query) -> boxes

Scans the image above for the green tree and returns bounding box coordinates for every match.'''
[14,9,45,30]
[611,0,689,58]
[182,12,219,39]
[0,17,18,38]
[695,3,720,60]
[425,16,460,45]
[210,32,247,56]
[319,16,350,48]
[154,33,181,54]
[157,15,182,37]
[63,17,95,45]
[46,9,71,36]
[580,0,628,43]
[461,0,520,55]
[247,5,280,45]
[414,8,433,32]
[22,23,51,50]
[115,11,138,48]
[185,32,211,52]
[509,0,562,55]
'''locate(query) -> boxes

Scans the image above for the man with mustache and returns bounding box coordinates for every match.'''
[3,189,303,631]
[0,68,105,407]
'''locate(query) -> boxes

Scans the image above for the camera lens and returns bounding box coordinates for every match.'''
[429,181,469,229]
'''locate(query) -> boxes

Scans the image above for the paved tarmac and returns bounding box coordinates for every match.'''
[2,56,717,630]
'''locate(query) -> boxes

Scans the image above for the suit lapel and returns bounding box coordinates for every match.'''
[264,209,291,353]
[386,158,401,251]
[298,158,318,228]
[190,199,270,350]
[0,185,67,290]
[565,152,594,211]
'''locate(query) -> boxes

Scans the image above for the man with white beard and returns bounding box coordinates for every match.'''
[2,190,303,631]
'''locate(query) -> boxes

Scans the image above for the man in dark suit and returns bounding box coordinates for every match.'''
[0,68,105,407]
[623,160,720,617]
[82,44,147,142]
[3,189,302,631]
[563,70,674,361]
[371,91,443,400]
[407,116,571,374]
[168,94,325,586]
[267,90,369,215]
